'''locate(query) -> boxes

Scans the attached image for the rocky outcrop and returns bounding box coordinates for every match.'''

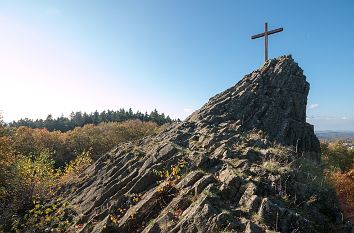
[57,55,351,233]
[187,55,320,155]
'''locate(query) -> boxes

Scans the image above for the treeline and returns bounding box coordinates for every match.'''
[10,108,176,132]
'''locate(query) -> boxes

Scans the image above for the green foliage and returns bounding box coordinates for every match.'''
[294,156,329,191]
[126,192,143,205]
[16,197,75,233]
[60,149,92,182]
[0,150,62,232]
[0,149,88,232]
[16,151,61,199]
[10,108,176,132]
[152,159,187,181]
[0,118,158,231]
[321,141,354,172]
[0,113,4,136]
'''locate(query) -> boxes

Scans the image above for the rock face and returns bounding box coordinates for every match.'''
[187,55,320,155]
[58,55,351,233]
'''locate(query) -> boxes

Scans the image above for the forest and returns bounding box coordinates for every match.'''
[9,108,175,132]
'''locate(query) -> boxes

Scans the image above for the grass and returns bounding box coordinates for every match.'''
[261,160,291,174]
[251,213,262,222]
[202,190,218,198]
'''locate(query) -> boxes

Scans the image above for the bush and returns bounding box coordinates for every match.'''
[9,120,159,167]
[0,151,61,231]
[321,141,354,172]
[0,118,161,231]
[321,142,354,223]
[329,167,354,223]
[60,149,93,183]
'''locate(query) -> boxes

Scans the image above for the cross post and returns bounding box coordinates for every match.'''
[251,22,283,62]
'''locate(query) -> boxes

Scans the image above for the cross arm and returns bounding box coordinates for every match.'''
[251,28,283,39]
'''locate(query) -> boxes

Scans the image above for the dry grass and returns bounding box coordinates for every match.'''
[261,159,291,174]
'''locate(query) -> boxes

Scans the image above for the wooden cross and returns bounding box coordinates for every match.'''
[251,22,283,62]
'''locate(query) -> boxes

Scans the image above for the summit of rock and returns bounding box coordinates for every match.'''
[187,55,319,155]
[56,55,351,233]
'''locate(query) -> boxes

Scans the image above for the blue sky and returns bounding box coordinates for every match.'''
[0,1,353,130]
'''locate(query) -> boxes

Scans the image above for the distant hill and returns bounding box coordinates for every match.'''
[316,130,354,140]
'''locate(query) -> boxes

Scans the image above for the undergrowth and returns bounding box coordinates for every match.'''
[321,141,354,223]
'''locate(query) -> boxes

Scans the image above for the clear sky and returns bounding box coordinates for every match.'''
[0,1,353,131]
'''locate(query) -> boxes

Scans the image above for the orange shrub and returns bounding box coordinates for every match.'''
[9,120,159,167]
[322,142,354,223]
[329,166,354,223]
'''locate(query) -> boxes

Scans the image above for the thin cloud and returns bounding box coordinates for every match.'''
[307,115,353,121]
[183,108,193,113]
[308,104,319,110]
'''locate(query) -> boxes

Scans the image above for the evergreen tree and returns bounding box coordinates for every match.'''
[92,111,100,125]
[10,108,174,132]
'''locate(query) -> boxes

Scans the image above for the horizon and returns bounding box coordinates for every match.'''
[3,107,354,133]
[1,1,353,131]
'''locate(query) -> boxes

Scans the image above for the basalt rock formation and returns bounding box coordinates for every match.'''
[187,55,320,155]
[59,55,351,233]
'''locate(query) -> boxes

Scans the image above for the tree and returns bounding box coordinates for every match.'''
[44,114,55,131]
[0,112,4,136]
[9,108,174,132]
[83,112,92,125]
[99,110,107,123]
[92,111,100,125]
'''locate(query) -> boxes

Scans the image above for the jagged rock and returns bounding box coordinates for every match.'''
[175,170,204,190]
[244,222,264,233]
[187,55,320,156]
[218,167,241,199]
[241,148,262,162]
[258,198,313,233]
[56,55,351,233]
